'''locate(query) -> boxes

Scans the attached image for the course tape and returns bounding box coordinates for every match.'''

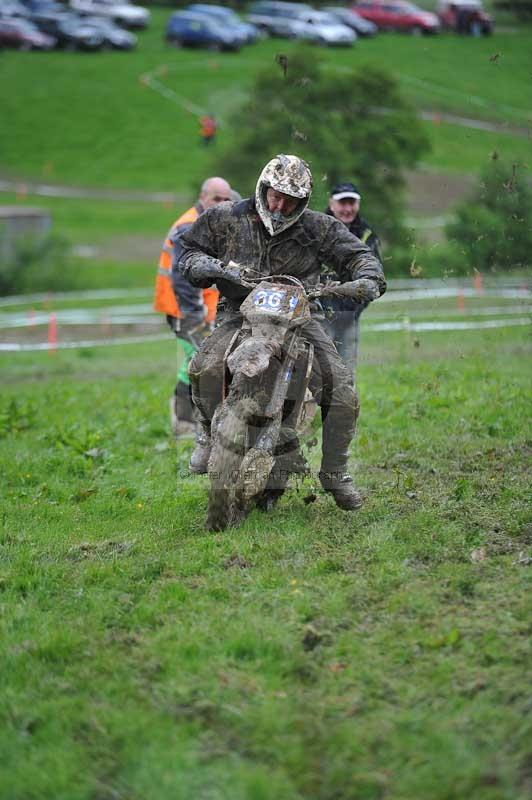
[365,317,530,333]
[1,281,528,309]
[1,304,531,330]
[0,334,170,352]
[0,318,529,353]
[380,288,531,302]
[0,288,151,308]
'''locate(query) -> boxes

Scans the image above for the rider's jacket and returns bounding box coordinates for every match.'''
[321,209,382,315]
[324,208,381,262]
[178,198,386,312]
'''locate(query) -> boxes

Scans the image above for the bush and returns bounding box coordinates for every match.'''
[446,160,532,272]
[0,232,73,295]
[494,0,532,20]
[384,240,468,279]
[211,48,429,247]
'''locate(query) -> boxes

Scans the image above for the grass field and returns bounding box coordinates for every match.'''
[1,11,531,795]
[1,10,531,192]
[1,306,531,798]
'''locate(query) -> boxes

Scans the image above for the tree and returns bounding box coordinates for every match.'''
[210,48,429,245]
[446,159,532,272]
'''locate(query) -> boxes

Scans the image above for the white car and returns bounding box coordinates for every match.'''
[69,0,150,29]
[285,9,356,45]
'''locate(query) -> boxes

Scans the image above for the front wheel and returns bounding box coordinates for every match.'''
[207,394,279,531]
[207,400,251,531]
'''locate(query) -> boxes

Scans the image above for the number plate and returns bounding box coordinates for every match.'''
[241,281,310,322]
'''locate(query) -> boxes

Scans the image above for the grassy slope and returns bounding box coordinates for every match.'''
[1,324,531,799]
[0,192,183,242]
[1,10,530,191]
[1,9,530,281]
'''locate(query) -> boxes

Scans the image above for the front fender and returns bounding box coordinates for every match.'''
[227,337,278,379]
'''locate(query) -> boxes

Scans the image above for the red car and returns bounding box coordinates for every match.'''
[0,18,56,49]
[353,1,440,34]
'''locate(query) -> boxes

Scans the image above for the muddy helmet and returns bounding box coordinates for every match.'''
[256,154,313,236]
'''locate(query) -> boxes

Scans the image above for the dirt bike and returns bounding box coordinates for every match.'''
[205,268,377,531]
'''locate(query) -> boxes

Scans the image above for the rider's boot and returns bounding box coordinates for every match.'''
[318,468,363,511]
[319,377,361,510]
[189,420,211,474]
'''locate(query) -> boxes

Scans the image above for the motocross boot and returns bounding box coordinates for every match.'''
[189,421,211,475]
[318,469,363,511]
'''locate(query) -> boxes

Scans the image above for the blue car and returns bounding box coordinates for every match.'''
[185,4,261,43]
[166,12,243,51]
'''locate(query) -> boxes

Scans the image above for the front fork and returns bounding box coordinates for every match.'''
[255,333,313,456]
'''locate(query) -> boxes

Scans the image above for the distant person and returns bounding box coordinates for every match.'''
[154,176,233,436]
[321,182,382,377]
[199,114,217,146]
[456,5,469,33]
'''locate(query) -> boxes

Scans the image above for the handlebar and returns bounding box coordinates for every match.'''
[219,266,379,304]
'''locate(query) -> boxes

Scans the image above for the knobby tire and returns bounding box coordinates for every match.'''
[207,397,252,531]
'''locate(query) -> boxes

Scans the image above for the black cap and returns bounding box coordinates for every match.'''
[330,182,361,201]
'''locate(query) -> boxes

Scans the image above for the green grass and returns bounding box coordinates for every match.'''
[1,320,531,799]
[68,258,159,289]
[0,192,186,243]
[422,121,532,173]
[2,11,530,794]
[1,9,531,191]
[2,8,530,277]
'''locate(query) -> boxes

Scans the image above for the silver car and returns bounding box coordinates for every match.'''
[322,6,379,36]
[247,1,313,38]
[69,0,150,29]
[286,9,356,44]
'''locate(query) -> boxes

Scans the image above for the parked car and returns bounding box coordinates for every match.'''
[353,1,440,34]
[0,17,55,48]
[185,4,261,43]
[69,0,150,29]
[82,15,137,48]
[282,8,356,44]
[322,6,378,35]
[166,12,243,51]
[437,0,493,34]
[34,11,105,49]
[247,1,313,36]
[0,1,32,18]
[21,0,65,10]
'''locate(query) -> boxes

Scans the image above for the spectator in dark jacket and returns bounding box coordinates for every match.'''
[321,182,382,377]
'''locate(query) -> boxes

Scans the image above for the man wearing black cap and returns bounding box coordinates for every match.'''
[321,182,382,376]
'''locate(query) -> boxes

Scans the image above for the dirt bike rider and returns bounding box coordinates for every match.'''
[176,154,386,510]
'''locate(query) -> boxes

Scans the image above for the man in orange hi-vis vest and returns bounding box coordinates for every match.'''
[154,176,233,437]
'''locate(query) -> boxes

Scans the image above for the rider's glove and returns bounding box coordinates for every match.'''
[334,278,381,303]
[189,257,241,287]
